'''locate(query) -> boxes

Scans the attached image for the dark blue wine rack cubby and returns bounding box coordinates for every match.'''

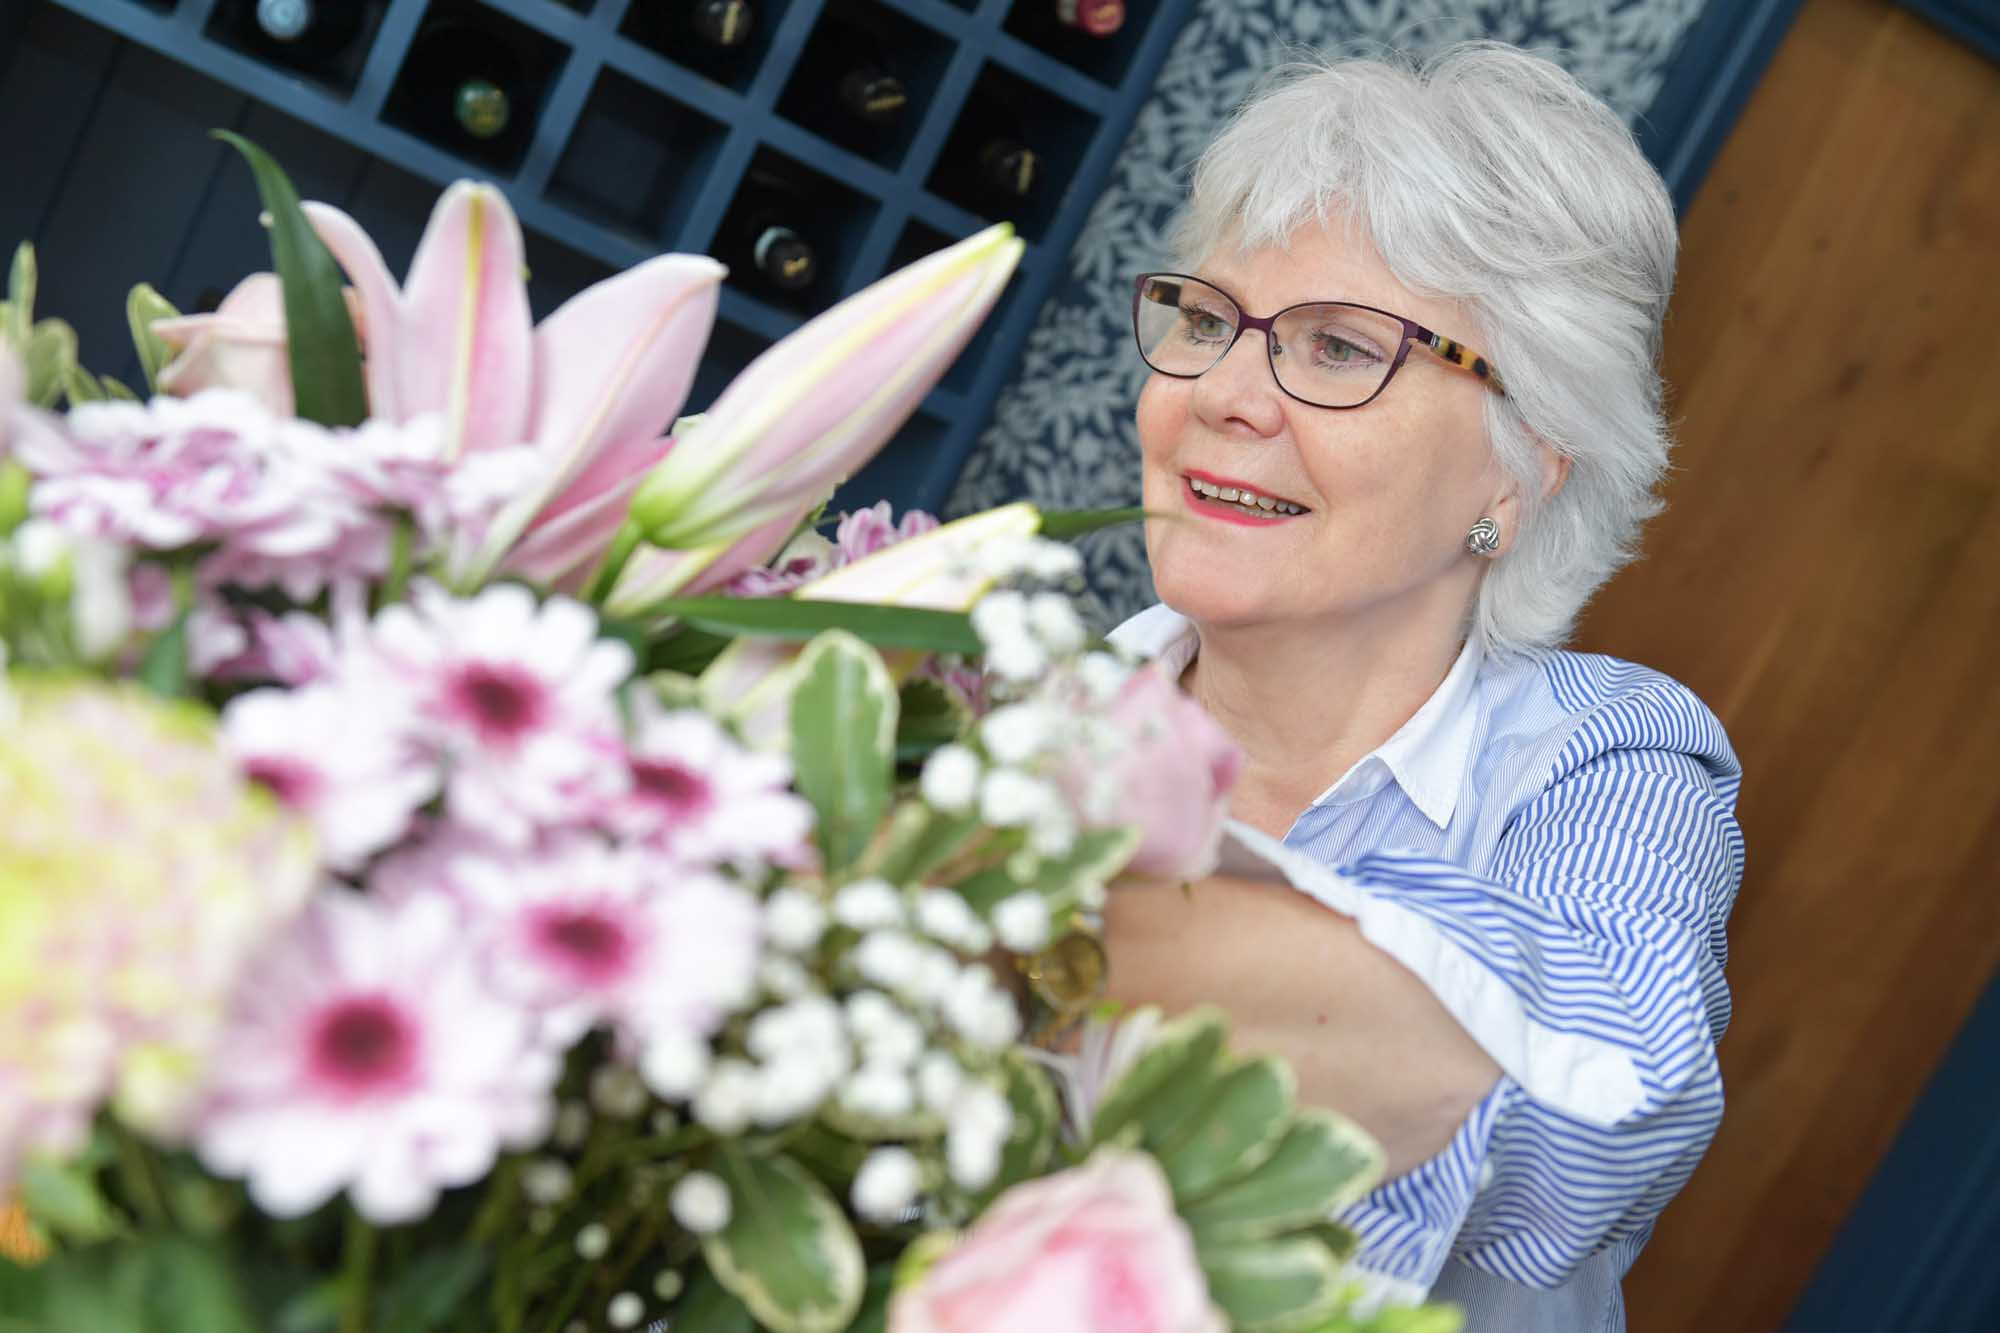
[3,0,1195,513]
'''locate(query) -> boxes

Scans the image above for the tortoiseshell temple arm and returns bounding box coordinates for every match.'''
[1424,330,1508,396]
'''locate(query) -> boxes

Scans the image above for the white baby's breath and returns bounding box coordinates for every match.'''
[833,878,905,932]
[763,887,828,953]
[851,1147,923,1224]
[670,1172,732,1235]
[992,893,1052,952]
[920,743,981,814]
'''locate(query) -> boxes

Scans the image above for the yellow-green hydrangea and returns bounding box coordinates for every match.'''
[0,674,316,1185]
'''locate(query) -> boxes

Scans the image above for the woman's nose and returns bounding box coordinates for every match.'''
[1189,326,1285,437]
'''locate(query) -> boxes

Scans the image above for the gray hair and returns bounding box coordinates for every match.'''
[1168,42,1677,658]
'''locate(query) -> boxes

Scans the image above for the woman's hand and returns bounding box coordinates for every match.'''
[1100,874,1502,1181]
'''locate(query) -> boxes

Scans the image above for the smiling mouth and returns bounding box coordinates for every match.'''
[1183,474,1311,517]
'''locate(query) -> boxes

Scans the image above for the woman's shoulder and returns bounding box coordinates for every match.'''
[1473,648,1741,790]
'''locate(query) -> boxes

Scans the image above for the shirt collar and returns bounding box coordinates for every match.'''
[1106,604,1483,829]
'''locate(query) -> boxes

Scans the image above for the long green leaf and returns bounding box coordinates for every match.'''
[212,130,366,427]
[6,242,35,340]
[965,1050,1060,1209]
[1182,1110,1386,1240]
[955,826,1139,916]
[702,1149,865,1333]
[673,1269,758,1333]
[1154,1055,1296,1203]
[1089,1006,1227,1147]
[1199,1237,1346,1333]
[651,597,982,655]
[373,1245,488,1333]
[862,802,979,887]
[127,283,182,393]
[789,631,898,874]
[1035,506,1151,540]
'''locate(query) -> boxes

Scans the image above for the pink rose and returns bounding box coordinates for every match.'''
[889,1150,1223,1333]
[1053,664,1243,881]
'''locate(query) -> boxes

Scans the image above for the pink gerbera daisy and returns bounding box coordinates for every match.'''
[365,582,634,845]
[441,836,762,1048]
[194,890,559,1224]
[222,684,437,870]
[608,696,816,871]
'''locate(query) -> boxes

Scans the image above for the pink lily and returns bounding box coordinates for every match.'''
[293,182,723,588]
[605,223,1024,617]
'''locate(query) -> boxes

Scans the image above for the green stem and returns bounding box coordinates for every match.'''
[380,515,415,606]
[339,1207,377,1333]
[111,1127,173,1229]
[586,519,647,606]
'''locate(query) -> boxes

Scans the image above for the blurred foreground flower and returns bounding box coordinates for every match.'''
[0,676,316,1187]
[889,1149,1223,1333]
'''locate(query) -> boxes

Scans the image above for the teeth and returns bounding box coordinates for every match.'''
[1188,477,1304,515]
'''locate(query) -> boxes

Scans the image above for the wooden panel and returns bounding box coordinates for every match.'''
[1568,1,2000,1328]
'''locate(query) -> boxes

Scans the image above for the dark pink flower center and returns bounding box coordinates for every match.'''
[630,759,714,822]
[527,904,636,988]
[306,994,419,1098]
[244,756,323,807]
[445,662,550,745]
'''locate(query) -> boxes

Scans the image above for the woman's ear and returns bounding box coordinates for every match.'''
[1482,441,1569,557]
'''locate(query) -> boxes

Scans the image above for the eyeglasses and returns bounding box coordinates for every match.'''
[1130,273,1507,409]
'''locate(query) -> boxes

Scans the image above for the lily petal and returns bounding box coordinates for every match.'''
[601,505,802,618]
[459,253,723,587]
[393,182,534,459]
[502,433,673,586]
[301,201,405,420]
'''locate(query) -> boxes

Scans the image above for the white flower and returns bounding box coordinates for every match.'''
[992,893,1052,953]
[842,989,901,1040]
[978,703,1057,766]
[914,888,991,954]
[521,1159,574,1205]
[1026,592,1086,656]
[854,930,924,992]
[851,1147,923,1224]
[944,1082,1012,1191]
[575,1222,612,1259]
[763,888,827,953]
[979,768,1059,828]
[943,966,1021,1050]
[833,878,905,932]
[908,946,962,1008]
[759,955,811,1000]
[607,1292,647,1330]
[553,1100,592,1150]
[856,1008,926,1070]
[1075,651,1132,704]
[671,1171,732,1234]
[839,1062,915,1120]
[915,1051,965,1115]
[749,1053,836,1127]
[971,591,1047,682]
[693,1058,757,1135]
[639,1030,710,1103]
[919,744,982,815]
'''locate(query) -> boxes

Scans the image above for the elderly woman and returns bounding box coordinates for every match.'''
[1099,42,1743,1330]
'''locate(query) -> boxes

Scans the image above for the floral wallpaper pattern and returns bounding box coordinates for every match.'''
[946,0,1709,629]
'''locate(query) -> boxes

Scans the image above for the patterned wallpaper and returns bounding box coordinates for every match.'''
[946,0,1710,629]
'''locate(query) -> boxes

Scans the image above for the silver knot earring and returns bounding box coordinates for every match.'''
[1465,517,1501,557]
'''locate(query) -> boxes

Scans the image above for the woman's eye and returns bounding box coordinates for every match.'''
[1313,332,1380,365]
[1179,306,1233,341]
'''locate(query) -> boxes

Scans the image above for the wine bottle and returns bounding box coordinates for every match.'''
[717,171,823,299]
[1056,0,1126,36]
[391,19,531,162]
[977,138,1040,199]
[838,67,908,127]
[238,0,367,74]
[693,0,755,49]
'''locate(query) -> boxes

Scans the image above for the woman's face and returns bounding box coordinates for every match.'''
[1137,219,1520,639]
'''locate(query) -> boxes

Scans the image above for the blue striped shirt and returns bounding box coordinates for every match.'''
[1108,605,1744,1332]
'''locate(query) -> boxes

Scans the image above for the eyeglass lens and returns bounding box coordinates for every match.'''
[1134,275,1407,408]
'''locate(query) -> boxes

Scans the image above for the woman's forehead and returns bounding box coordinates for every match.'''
[1193,225,1446,321]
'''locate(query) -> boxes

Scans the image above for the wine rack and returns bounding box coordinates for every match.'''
[30,0,1196,514]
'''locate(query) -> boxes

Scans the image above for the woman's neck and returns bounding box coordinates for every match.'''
[1181,609,1466,839]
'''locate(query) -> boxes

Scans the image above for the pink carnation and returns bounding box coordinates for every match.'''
[607,695,815,871]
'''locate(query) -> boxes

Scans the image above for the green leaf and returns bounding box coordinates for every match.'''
[862,802,980,887]
[643,623,734,677]
[672,1268,758,1333]
[1089,1006,1227,1148]
[99,374,141,402]
[138,606,191,698]
[0,460,30,535]
[894,676,967,762]
[127,283,182,393]
[1200,1237,1347,1333]
[702,1148,866,1333]
[1034,506,1150,541]
[18,1154,122,1243]
[373,1245,489,1333]
[843,1264,898,1333]
[212,130,367,428]
[6,242,36,336]
[147,1233,261,1333]
[22,317,78,407]
[1153,1055,1295,1202]
[1183,1110,1386,1241]
[651,597,983,656]
[955,826,1140,916]
[271,1279,342,1333]
[60,363,106,405]
[789,631,898,874]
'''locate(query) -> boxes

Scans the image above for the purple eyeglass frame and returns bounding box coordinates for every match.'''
[1131,272,1508,409]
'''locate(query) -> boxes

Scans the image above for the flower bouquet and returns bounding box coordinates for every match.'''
[0,136,1461,1333]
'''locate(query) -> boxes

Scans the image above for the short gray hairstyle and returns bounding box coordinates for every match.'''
[1168,42,1678,658]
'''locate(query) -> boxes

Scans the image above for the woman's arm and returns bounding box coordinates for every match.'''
[1101,875,1503,1180]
